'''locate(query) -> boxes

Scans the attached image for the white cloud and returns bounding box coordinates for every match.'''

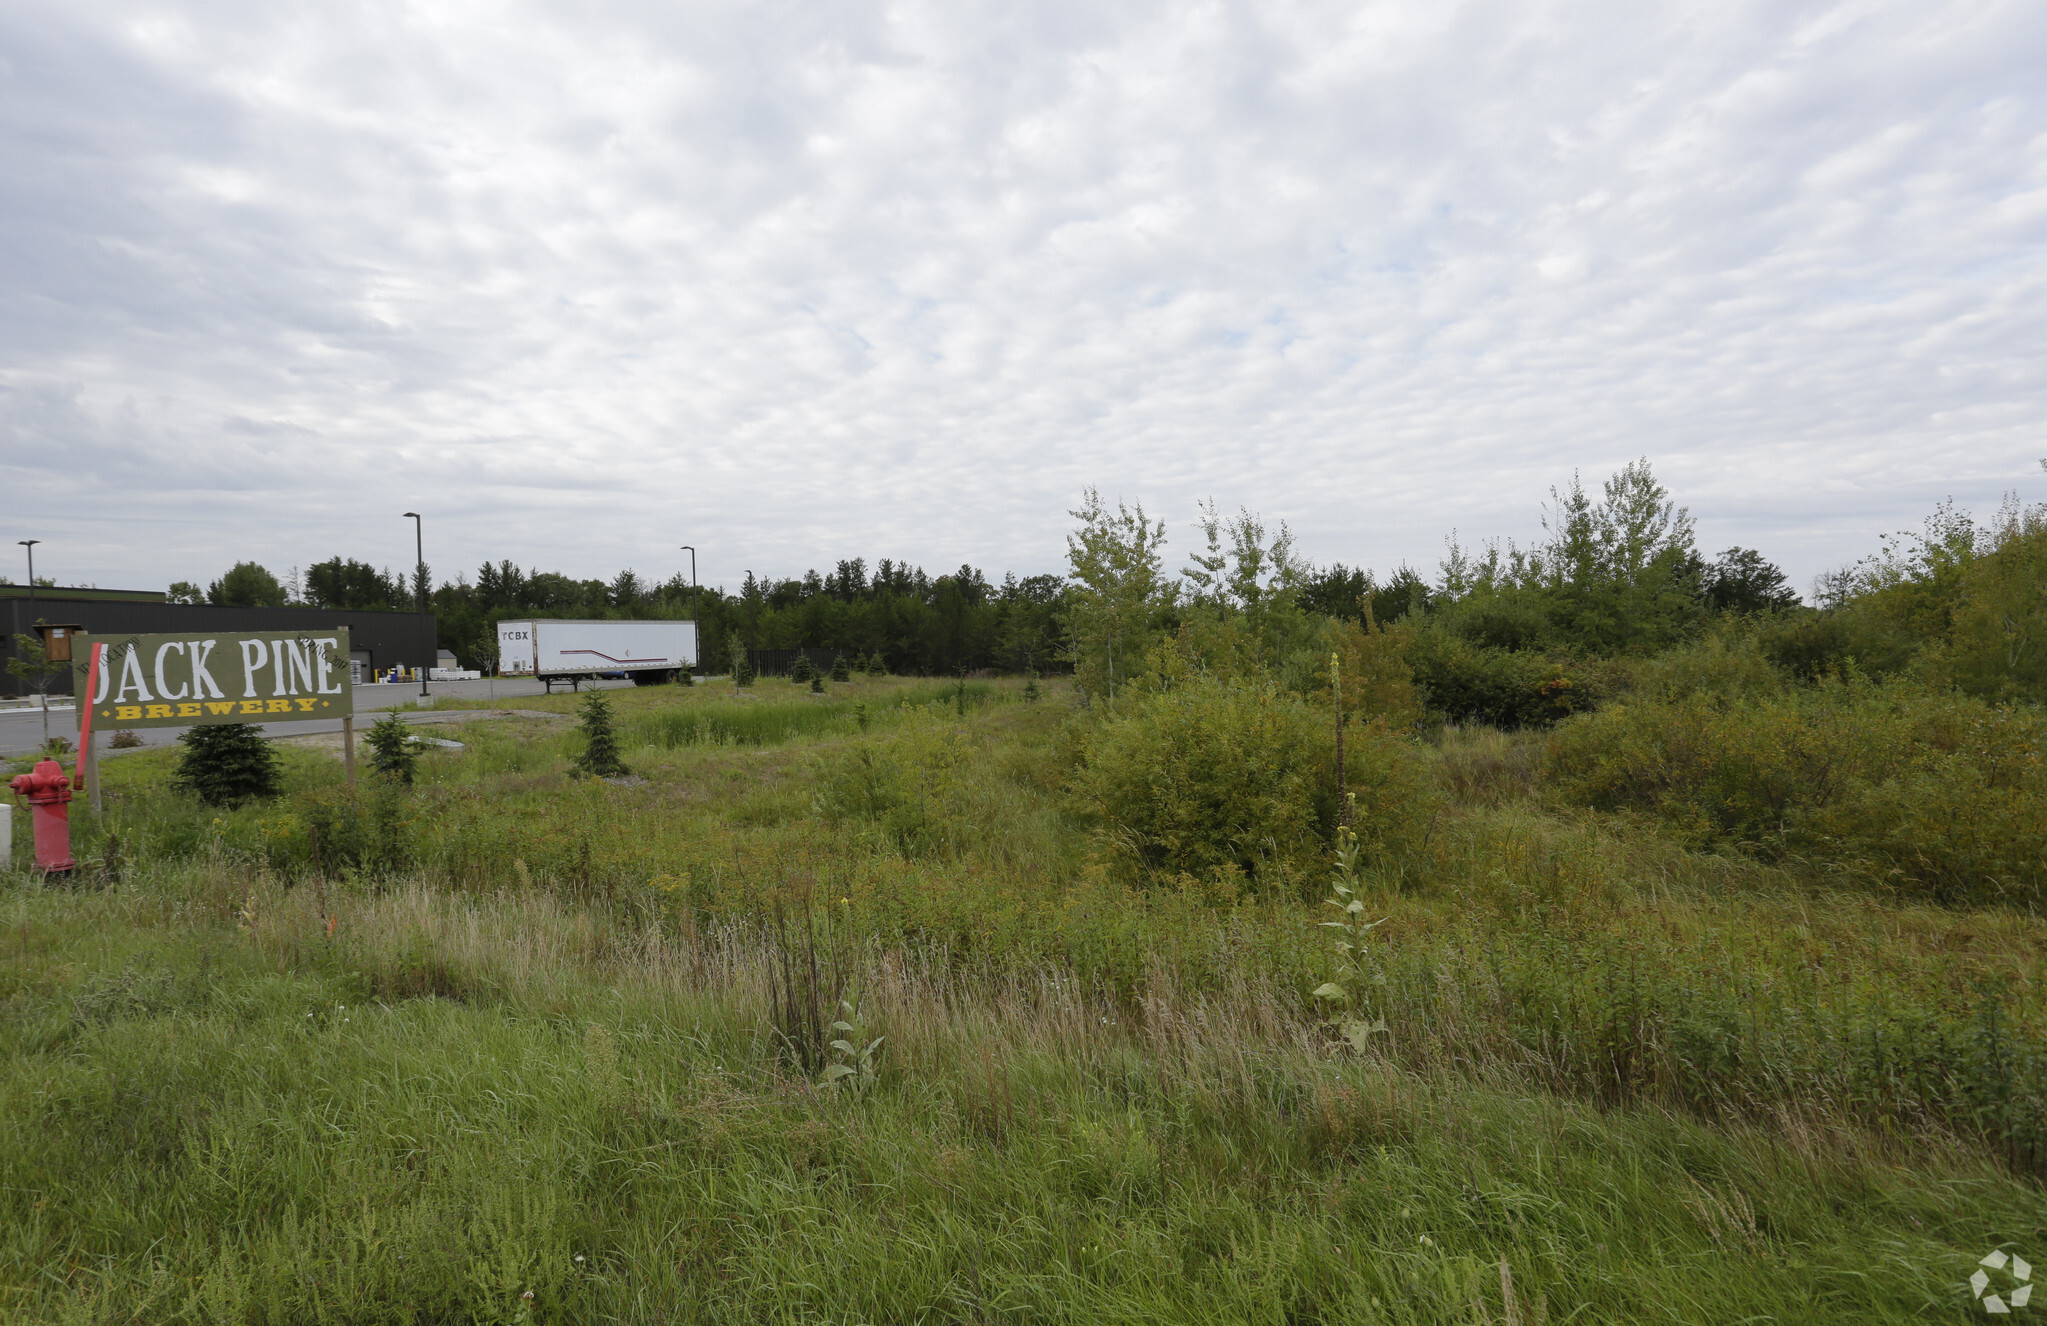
[1,0,2043,593]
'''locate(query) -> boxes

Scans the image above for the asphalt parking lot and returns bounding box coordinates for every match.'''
[0,676,643,759]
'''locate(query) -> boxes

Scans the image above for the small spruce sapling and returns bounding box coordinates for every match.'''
[173,723,283,806]
[1022,667,1041,705]
[573,688,629,778]
[810,673,824,694]
[829,655,851,683]
[790,654,816,685]
[364,714,420,784]
[1310,798,1389,1053]
[728,631,754,687]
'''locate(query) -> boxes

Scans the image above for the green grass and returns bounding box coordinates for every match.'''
[3,676,2044,1321]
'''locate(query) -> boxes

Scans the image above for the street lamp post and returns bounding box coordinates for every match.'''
[403,512,429,698]
[17,540,45,739]
[679,546,698,670]
[18,540,39,606]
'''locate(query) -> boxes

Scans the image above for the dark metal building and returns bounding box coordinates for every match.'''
[1,595,437,697]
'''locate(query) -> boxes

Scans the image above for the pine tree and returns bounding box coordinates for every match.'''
[790,653,816,684]
[829,655,851,683]
[172,723,282,806]
[573,689,629,778]
[810,673,825,693]
[364,714,420,784]
[1023,668,1041,704]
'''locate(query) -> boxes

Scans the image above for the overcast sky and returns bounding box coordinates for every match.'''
[2,0,2043,597]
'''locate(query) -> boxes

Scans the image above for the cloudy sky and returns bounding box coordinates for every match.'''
[2,0,2043,597]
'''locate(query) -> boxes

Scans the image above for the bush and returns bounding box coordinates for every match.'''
[790,654,816,684]
[829,655,851,683]
[1407,629,1586,728]
[1543,681,2047,906]
[1068,675,1439,895]
[364,715,419,784]
[172,723,281,807]
[1625,629,1788,704]
[1755,606,1914,681]
[812,723,979,859]
[264,785,415,877]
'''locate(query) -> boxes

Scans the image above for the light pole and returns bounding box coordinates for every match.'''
[18,540,39,607]
[403,512,429,698]
[683,548,700,650]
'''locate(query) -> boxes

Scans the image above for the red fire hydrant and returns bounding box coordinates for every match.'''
[9,759,77,874]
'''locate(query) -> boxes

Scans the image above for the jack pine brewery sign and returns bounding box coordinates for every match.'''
[70,629,354,728]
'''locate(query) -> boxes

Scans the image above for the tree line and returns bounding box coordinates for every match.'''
[176,457,2042,698]
[176,557,1068,676]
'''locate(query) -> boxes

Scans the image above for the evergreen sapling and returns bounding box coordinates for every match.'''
[172,723,282,806]
[364,715,420,784]
[573,689,630,778]
[729,631,754,687]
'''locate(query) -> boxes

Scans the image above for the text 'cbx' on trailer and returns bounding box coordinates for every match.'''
[495,620,698,691]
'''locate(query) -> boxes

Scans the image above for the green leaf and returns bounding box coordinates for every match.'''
[830,1039,858,1055]
[1311,982,1346,1001]
[830,1021,854,1033]
[821,1065,856,1083]
[1339,1017,1388,1053]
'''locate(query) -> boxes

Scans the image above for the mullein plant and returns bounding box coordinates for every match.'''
[1311,796,1389,1053]
[821,996,884,1091]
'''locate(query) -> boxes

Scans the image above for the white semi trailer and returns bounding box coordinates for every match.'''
[495,619,699,692]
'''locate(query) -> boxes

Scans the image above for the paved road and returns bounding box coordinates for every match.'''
[0,677,643,758]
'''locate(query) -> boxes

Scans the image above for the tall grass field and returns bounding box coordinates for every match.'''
[3,669,2043,1323]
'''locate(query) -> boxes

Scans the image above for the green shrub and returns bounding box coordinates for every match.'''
[262,785,415,877]
[1406,629,1585,728]
[1068,675,1439,894]
[172,723,282,806]
[1543,682,2047,905]
[1625,628,1788,704]
[812,724,977,859]
[829,655,851,683]
[790,654,816,684]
